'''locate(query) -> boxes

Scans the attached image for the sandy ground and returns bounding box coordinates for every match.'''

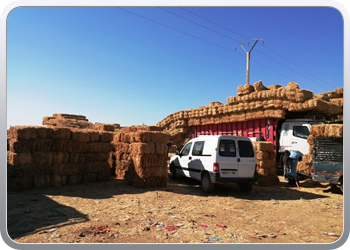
[6,172,343,244]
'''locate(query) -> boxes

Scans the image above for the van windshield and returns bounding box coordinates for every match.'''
[218,140,236,157]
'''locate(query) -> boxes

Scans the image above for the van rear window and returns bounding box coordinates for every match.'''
[238,140,255,157]
[219,140,236,157]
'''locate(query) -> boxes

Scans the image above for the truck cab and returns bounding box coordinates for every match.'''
[278,119,324,155]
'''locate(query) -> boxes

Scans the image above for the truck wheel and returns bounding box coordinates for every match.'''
[201,172,215,193]
[170,163,177,179]
[238,183,253,192]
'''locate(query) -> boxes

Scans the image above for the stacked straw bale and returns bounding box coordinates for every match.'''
[297,124,343,174]
[112,126,170,188]
[7,126,113,191]
[252,141,280,186]
[95,123,121,132]
[42,113,95,130]
[156,82,343,154]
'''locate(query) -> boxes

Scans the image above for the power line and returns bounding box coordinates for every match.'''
[118,7,332,93]
[178,7,336,92]
[117,7,237,53]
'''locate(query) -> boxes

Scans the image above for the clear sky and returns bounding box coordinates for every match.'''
[6,6,344,129]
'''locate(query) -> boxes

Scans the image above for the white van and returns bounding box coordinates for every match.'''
[169,135,258,193]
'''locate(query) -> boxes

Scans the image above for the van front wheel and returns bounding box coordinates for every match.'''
[238,183,253,192]
[201,172,215,193]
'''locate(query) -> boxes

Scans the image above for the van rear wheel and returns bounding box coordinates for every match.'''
[201,172,215,193]
[238,183,253,192]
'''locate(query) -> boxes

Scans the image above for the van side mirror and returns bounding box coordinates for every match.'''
[175,149,180,155]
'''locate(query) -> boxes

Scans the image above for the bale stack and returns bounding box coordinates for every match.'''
[7,126,113,191]
[252,141,280,186]
[112,126,170,188]
[83,130,114,183]
[156,82,343,149]
[296,124,343,174]
[42,114,95,130]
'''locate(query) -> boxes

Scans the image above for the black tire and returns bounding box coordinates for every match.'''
[238,183,253,192]
[201,172,215,193]
[170,163,177,179]
[340,178,343,194]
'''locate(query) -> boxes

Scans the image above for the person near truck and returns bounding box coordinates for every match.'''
[282,150,292,180]
[285,150,302,188]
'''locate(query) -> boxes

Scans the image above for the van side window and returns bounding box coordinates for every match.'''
[219,140,236,157]
[238,140,254,157]
[181,142,192,156]
[192,141,204,156]
[293,126,310,139]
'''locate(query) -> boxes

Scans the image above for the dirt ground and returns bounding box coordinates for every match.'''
[6,171,344,244]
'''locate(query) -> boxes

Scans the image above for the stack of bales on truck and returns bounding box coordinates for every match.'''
[156,81,343,185]
[297,124,343,192]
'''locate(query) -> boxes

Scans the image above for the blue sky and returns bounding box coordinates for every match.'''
[6,6,344,129]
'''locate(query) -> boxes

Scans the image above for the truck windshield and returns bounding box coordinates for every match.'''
[293,126,310,139]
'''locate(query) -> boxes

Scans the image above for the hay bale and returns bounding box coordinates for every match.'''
[68,152,85,163]
[334,88,343,95]
[87,142,113,153]
[129,142,156,155]
[295,89,313,103]
[329,98,343,107]
[32,152,53,166]
[297,161,311,175]
[286,82,299,89]
[82,172,97,183]
[307,135,314,145]
[54,140,88,153]
[7,152,32,166]
[129,131,169,144]
[84,162,110,173]
[263,109,286,119]
[268,84,282,90]
[114,142,130,153]
[31,139,54,152]
[53,152,69,163]
[8,139,31,153]
[66,175,83,185]
[99,131,114,142]
[51,175,66,187]
[53,128,72,139]
[257,159,275,168]
[87,130,100,142]
[310,125,325,137]
[324,124,343,137]
[33,175,51,188]
[36,127,55,139]
[7,177,34,191]
[84,152,110,162]
[71,130,90,142]
[8,126,37,140]
[257,167,269,176]
[253,80,268,91]
[253,141,274,152]
[237,84,255,96]
[95,123,115,132]
[132,154,167,168]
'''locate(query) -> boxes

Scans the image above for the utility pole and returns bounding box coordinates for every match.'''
[235,39,264,85]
